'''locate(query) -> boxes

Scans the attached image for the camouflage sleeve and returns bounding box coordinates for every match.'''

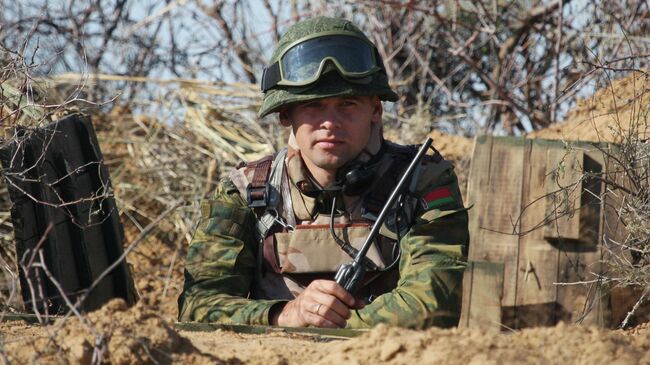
[347,163,469,329]
[177,177,284,324]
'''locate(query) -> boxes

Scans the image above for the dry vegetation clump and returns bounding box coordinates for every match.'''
[0,179,20,312]
[603,94,650,326]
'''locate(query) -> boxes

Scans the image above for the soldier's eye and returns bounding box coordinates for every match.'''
[303,101,320,108]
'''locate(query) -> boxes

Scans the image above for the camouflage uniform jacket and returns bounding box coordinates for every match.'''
[178,141,469,328]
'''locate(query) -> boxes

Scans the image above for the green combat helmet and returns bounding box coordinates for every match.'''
[258,16,398,118]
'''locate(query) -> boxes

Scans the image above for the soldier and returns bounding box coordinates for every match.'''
[178,16,469,329]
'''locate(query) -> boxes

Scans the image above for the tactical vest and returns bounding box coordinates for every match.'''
[229,142,442,300]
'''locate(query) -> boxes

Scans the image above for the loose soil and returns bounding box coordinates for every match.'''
[3,309,650,364]
[1,299,218,364]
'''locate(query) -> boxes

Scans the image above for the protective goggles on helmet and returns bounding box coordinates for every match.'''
[261,31,386,92]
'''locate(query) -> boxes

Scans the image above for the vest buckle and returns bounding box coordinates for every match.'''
[247,183,270,208]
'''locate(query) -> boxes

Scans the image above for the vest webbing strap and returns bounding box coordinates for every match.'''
[253,148,288,244]
[247,155,274,209]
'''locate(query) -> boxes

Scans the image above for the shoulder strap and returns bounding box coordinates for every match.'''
[246,155,274,209]
[250,148,288,243]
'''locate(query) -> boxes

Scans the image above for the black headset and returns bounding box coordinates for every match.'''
[335,142,387,196]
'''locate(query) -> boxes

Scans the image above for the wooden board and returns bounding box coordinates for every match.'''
[465,136,524,327]
[543,147,584,242]
[463,137,618,329]
[513,139,562,328]
[459,261,504,332]
[554,147,607,327]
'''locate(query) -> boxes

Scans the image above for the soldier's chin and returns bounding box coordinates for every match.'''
[313,157,348,171]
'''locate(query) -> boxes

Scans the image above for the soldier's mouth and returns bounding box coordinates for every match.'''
[315,139,344,148]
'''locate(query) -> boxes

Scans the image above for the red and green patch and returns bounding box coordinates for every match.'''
[422,186,454,210]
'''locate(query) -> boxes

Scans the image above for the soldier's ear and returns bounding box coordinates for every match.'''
[279,108,292,127]
[370,96,382,124]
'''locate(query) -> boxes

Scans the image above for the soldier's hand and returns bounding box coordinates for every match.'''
[270,279,365,328]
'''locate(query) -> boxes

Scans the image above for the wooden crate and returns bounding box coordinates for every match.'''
[459,136,626,330]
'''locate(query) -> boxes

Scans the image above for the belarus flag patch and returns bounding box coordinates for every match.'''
[422,186,454,210]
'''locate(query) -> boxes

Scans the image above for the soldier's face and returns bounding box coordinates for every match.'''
[280,95,382,178]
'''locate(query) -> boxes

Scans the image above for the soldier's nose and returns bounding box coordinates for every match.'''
[320,110,343,129]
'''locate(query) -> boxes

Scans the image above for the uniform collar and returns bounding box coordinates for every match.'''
[286,146,319,195]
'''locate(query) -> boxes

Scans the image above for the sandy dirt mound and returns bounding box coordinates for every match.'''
[181,329,325,365]
[2,299,219,364]
[4,318,650,365]
[429,129,474,163]
[530,71,649,142]
[382,123,473,163]
[314,323,650,365]
[177,321,650,365]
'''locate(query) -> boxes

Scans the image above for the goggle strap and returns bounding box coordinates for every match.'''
[261,62,281,92]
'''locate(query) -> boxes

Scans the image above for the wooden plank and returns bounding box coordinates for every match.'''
[543,147,584,242]
[555,242,605,326]
[461,261,504,331]
[466,136,524,327]
[513,139,561,328]
[461,135,493,328]
[554,144,607,327]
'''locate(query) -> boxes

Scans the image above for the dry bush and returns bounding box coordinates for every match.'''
[598,71,650,327]
[542,69,650,327]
